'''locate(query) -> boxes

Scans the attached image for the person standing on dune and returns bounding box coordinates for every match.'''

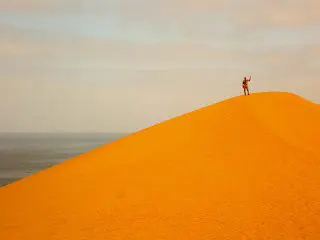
[242,75,251,96]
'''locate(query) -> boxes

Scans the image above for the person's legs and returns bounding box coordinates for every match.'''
[244,87,249,96]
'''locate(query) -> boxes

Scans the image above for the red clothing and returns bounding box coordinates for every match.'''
[242,79,249,88]
[242,76,251,88]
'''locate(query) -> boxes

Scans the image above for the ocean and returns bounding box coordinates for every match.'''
[0,133,128,187]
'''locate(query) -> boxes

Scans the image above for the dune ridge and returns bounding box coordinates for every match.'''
[1,92,320,239]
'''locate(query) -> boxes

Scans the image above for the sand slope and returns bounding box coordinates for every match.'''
[1,92,320,239]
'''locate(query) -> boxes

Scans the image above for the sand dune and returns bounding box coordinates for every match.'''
[1,92,320,239]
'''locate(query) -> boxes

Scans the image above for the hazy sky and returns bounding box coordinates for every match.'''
[1,0,319,132]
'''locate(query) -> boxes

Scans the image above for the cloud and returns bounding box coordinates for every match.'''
[0,0,225,14]
[0,0,78,12]
[2,1,319,32]
[227,0,320,28]
[1,23,319,77]
[0,24,227,70]
[3,0,319,27]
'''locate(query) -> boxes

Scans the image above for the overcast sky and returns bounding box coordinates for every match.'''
[1,0,319,132]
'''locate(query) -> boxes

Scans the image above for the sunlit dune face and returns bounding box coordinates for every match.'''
[1,92,320,239]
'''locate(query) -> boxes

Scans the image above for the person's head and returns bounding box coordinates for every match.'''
[244,77,247,80]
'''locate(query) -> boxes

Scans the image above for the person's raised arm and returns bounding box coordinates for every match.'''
[248,75,251,81]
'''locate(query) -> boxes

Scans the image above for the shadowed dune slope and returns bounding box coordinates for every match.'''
[1,92,320,239]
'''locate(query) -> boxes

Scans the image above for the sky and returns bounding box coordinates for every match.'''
[1,0,320,132]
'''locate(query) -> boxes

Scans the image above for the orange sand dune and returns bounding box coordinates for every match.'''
[1,92,320,239]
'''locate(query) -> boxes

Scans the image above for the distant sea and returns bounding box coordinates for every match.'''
[0,133,128,187]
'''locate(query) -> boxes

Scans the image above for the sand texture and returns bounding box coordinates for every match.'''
[1,92,320,239]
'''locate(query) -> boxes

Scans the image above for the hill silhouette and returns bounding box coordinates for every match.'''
[1,92,320,239]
